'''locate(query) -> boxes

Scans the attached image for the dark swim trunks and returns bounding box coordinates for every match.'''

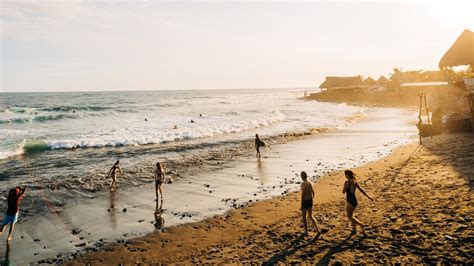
[301,199,313,209]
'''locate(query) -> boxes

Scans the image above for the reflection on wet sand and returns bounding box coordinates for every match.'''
[256,157,268,185]
[154,209,165,230]
[108,190,117,230]
[154,198,164,230]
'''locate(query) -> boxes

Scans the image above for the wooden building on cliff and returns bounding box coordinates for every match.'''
[377,75,390,85]
[318,76,368,92]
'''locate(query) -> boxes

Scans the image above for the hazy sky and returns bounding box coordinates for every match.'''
[1,0,473,92]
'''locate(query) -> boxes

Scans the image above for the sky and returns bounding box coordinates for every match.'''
[1,0,473,92]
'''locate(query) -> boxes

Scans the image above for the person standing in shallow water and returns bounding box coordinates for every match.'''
[343,170,373,234]
[300,171,320,235]
[154,162,165,206]
[0,187,26,241]
[108,160,122,191]
[255,134,265,158]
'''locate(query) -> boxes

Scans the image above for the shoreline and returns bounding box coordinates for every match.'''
[68,132,473,264]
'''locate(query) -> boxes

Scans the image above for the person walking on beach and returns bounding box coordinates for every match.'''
[154,162,165,206]
[255,134,265,158]
[300,171,320,235]
[0,187,26,241]
[108,160,122,191]
[342,170,373,234]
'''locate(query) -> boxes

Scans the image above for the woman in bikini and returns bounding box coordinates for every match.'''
[108,160,122,191]
[342,170,373,234]
[154,162,165,206]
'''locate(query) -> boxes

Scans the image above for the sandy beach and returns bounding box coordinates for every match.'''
[66,133,473,265]
[2,1,473,265]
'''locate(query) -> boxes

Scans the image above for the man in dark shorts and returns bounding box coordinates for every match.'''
[1,187,26,241]
[300,171,320,235]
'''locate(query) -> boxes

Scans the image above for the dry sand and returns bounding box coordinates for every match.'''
[69,133,473,264]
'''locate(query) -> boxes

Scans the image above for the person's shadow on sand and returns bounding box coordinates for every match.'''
[263,233,321,265]
[2,241,11,266]
[316,234,367,265]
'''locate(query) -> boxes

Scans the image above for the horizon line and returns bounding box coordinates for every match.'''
[0,86,319,94]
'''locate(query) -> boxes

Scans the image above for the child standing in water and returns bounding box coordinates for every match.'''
[342,170,373,234]
[154,162,165,206]
[0,187,26,241]
[108,160,122,191]
[300,171,320,235]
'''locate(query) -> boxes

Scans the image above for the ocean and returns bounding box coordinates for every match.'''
[0,89,363,188]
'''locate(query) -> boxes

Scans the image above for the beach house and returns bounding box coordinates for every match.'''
[439,29,474,70]
[439,29,474,131]
[397,81,451,108]
[364,76,376,85]
[377,75,390,85]
[318,76,367,93]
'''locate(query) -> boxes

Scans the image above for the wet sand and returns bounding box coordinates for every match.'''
[67,133,473,264]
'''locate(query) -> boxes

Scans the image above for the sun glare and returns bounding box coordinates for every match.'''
[428,0,474,26]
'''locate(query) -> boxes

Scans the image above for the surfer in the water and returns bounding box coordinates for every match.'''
[108,160,122,191]
[255,134,265,158]
[0,187,26,241]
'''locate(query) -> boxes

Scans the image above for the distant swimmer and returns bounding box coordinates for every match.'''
[173,125,178,129]
[108,160,122,191]
[300,171,320,235]
[154,162,165,205]
[199,114,202,117]
[190,119,195,123]
[0,187,26,241]
[343,170,373,235]
[145,118,148,121]
[255,134,265,158]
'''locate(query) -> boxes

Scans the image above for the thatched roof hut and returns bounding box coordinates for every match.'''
[364,77,376,85]
[439,29,474,69]
[319,76,365,89]
[377,75,389,85]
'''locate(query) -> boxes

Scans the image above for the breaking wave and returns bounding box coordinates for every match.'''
[0,114,77,124]
[38,105,109,112]
[0,110,349,159]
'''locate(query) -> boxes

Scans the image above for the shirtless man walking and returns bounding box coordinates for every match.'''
[300,171,320,235]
